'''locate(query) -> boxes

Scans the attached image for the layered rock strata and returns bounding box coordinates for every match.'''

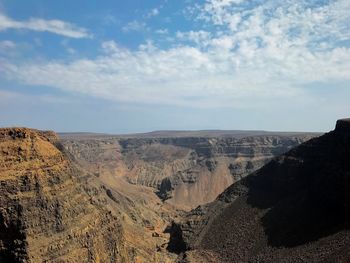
[62,133,317,210]
[0,128,127,262]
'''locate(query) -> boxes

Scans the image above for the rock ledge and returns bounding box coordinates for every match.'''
[335,118,350,133]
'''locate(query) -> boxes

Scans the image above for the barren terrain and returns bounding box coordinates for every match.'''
[173,119,350,262]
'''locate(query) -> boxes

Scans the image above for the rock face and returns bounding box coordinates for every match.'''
[0,128,127,262]
[173,119,350,262]
[57,136,180,262]
[122,136,317,210]
[62,133,317,210]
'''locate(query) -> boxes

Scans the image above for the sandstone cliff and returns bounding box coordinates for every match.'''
[62,133,317,210]
[57,135,179,262]
[172,119,350,262]
[0,128,128,262]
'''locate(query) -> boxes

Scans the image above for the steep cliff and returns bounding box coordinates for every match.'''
[62,133,317,210]
[173,119,350,262]
[58,136,179,262]
[0,128,128,262]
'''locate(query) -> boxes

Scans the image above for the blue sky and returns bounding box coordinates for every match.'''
[0,0,349,133]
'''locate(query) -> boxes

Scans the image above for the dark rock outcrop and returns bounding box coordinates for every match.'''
[335,118,350,133]
[174,119,350,262]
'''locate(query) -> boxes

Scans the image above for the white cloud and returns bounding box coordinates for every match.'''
[176,30,212,47]
[1,0,350,110]
[0,13,91,38]
[101,40,122,53]
[0,40,18,56]
[0,40,15,49]
[3,36,350,109]
[122,20,148,32]
[210,35,234,50]
[61,39,76,54]
[155,28,168,34]
[146,8,159,18]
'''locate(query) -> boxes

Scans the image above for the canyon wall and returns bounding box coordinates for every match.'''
[62,132,317,210]
[0,128,128,262]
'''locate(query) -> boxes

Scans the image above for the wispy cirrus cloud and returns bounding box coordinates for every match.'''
[0,13,91,38]
[0,40,15,49]
[124,5,162,33]
[122,20,148,32]
[155,28,168,34]
[0,40,17,56]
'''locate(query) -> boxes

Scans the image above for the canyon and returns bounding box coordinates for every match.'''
[0,126,325,262]
[61,131,316,211]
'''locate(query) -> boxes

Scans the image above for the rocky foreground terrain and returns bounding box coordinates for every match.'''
[0,128,128,262]
[172,119,350,262]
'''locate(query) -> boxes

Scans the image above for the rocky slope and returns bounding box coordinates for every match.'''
[0,128,128,262]
[172,119,350,262]
[53,135,179,262]
[61,133,317,210]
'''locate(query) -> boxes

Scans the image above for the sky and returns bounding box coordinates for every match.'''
[0,0,349,133]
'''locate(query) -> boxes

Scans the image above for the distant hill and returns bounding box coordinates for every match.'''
[59,129,321,139]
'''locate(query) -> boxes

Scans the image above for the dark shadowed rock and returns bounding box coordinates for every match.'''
[174,119,350,263]
[336,118,350,133]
